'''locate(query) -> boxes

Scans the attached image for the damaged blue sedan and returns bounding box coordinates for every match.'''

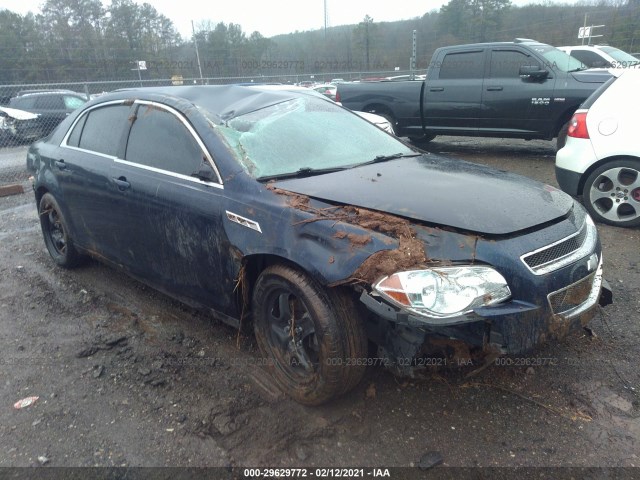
[27,85,612,405]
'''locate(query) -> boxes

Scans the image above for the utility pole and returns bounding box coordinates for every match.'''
[192,20,204,83]
[582,14,588,45]
[324,0,328,39]
[410,30,417,80]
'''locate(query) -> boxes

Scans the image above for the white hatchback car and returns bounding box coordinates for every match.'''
[556,69,640,227]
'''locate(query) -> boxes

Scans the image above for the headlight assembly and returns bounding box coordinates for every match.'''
[373,266,511,319]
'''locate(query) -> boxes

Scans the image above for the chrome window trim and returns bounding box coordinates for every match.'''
[520,216,598,275]
[133,100,223,186]
[113,158,224,190]
[59,99,224,187]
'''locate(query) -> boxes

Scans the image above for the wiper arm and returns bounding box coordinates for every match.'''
[258,166,348,182]
[358,152,422,167]
[568,66,588,72]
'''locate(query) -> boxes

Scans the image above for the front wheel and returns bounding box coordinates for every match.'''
[252,265,367,405]
[39,192,84,267]
[581,159,640,228]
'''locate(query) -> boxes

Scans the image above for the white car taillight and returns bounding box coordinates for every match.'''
[568,112,590,139]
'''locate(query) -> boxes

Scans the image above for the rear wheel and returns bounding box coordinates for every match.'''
[252,264,367,405]
[39,193,83,267]
[582,158,640,228]
[409,134,436,146]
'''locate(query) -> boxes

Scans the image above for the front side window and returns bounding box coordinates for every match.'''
[34,95,65,110]
[76,104,131,156]
[490,50,538,78]
[216,96,412,179]
[125,104,207,177]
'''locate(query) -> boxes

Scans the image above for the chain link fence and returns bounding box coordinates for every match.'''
[0,70,411,192]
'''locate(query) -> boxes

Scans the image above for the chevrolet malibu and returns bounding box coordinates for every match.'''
[27,86,612,405]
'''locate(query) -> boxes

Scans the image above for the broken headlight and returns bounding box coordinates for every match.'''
[373,266,511,319]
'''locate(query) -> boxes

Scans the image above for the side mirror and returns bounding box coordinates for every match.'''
[519,65,549,80]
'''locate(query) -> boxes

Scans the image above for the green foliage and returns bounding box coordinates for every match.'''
[0,0,639,86]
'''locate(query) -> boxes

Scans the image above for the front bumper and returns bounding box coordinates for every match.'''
[360,259,612,362]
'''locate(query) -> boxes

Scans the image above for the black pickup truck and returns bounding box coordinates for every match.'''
[336,39,612,148]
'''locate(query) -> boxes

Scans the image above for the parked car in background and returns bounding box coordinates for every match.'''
[558,45,640,69]
[556,69,640,228]
[354,111,395,135]
[312,83,337,101]
[337,39,612,149]
[0,106,41,143]
[27,85,611,405]
[9,91,88,141]
[330,78,346,84]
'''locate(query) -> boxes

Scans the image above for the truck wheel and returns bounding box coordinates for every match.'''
[582,158,640,228]
[409,134,436,146]
[252,264,367,405]
[556,121,570,150]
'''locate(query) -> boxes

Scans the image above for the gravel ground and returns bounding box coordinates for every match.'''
[0,138,638,477]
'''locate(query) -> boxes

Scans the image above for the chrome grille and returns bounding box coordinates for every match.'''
[548,272,595,315]
[524,226,587,269]
[520,215,598,275]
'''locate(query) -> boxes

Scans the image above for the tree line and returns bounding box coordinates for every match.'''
[0,0,638,85]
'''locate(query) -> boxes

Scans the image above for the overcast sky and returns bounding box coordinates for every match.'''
[2,0,578,38]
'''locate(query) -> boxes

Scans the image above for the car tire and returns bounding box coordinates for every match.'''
[39,192,84,268]
[252,264,367,405]
[409,134,436,146]
[581,158,640,228]
[556,121,570,151]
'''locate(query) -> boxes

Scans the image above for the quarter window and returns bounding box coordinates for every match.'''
[125,104,207,177]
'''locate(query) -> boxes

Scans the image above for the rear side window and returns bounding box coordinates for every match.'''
[77,104,131,156]
[570,50,610,68]
[125,104,206,177]
[9,97,35,109]
[439,51,484,79]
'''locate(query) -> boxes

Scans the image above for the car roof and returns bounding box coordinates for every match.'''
[102,85,331,121]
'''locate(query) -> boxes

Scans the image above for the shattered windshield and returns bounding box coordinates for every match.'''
[216,96,412,179]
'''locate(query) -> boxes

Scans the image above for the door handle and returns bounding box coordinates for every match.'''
[55,159,66,170]
[430,87,444,92]
[112,176,130,191]
[486,86,503,91]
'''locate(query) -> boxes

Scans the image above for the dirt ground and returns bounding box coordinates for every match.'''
[0,137,639,475]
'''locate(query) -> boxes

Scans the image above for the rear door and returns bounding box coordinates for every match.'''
[479,47,557,136]
[57,101,134,261]
[423,48,485,134]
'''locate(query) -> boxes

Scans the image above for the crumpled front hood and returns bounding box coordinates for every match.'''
[272,155,574,236]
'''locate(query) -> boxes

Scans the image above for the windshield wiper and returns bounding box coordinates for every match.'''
[257,166,349,182]
[358,152,422,167]
[568,66,589,72]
